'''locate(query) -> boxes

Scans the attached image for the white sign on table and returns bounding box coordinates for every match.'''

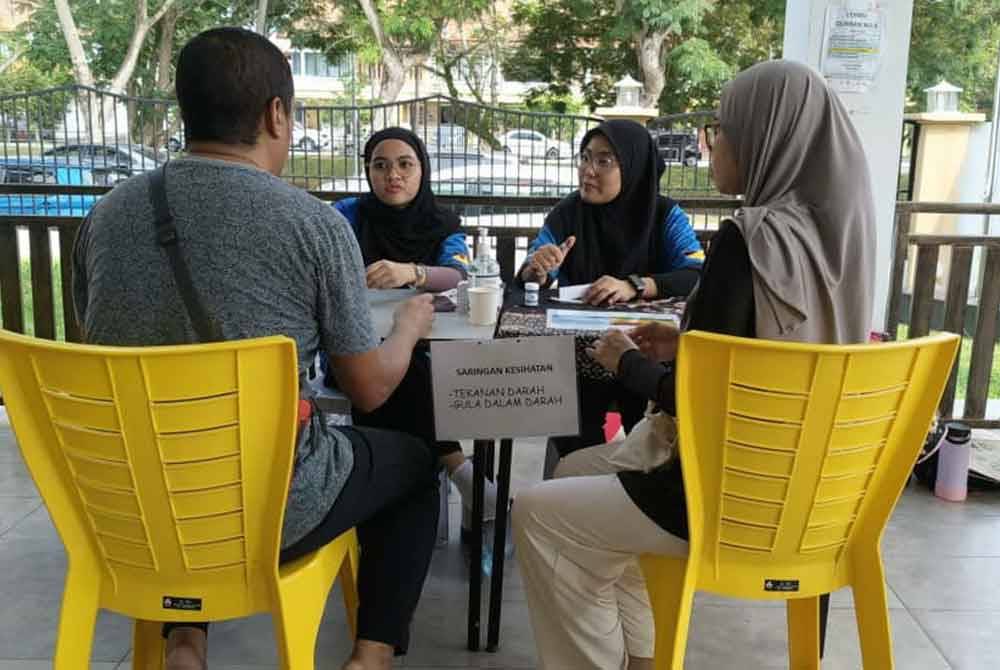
[430,336,579,440]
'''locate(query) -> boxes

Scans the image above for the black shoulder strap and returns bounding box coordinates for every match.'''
[149,166,223,343]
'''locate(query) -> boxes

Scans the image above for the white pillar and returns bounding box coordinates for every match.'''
[783,0,915,331]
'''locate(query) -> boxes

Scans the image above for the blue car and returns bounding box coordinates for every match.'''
[0,158,101,216]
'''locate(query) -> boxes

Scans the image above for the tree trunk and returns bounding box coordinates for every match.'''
[109,0,181,94]
[156,5,181,93]
[256,0,269,34]
[636,29,668,109]
[53,0,95,88]
[356,0,411,103]
[379,51,409,102]
[0,47,25,76]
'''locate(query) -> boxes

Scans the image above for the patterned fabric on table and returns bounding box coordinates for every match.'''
[496,300,686,381]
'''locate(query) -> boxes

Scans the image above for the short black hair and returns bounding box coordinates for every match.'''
[176,27,294,146]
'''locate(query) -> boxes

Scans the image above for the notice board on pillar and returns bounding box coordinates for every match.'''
[430,336,579,440]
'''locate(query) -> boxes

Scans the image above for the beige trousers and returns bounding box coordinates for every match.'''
[512,444,689,670]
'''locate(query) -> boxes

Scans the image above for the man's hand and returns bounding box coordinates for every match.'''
[631,322,681,363]
[367,260,417,289]
[392,294,434,341]
[521,236,576,283]
[586,329,639,374]
[584,275,638,305]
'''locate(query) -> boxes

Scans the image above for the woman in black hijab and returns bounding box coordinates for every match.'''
[330,127,496,522]
[336,127,470,291]
[519,120,704,455]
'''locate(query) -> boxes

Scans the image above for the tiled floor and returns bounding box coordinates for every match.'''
[1,407,999,669]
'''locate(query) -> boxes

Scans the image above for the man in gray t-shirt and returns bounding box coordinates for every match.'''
[73,27,440,670]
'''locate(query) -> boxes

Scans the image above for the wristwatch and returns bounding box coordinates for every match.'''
[627,274,645,300]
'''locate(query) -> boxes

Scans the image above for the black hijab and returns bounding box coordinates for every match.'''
[357,127,461,266]
[545,119,675,285]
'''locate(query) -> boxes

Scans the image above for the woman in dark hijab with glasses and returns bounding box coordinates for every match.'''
[327,127,498,521]
[519,119,704,455]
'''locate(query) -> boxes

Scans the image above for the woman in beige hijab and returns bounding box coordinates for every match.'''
[513,60,876,670]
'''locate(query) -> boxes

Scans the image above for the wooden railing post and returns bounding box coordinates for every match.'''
[0,221,24,334]
[939,245,974,418]
[885,205,912,339]
[28,226,55,340]
[965,245,1000,419]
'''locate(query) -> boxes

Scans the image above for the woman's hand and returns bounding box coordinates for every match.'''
[631,322,681,363]
[521,236,576,283]
[584,275,637,305]
[586,329,638,374]
[366,260,417,289]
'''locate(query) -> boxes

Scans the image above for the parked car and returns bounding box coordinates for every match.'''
[418,124,498,156]
[427,151,494,173]
[649,128,702,167]
[292,123,331,152]
[43,143,162,175]
[0,158,100,216]
[432,161,565,197]
[500,129,573,160]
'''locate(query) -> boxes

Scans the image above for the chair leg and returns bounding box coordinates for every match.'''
[53,560,101,670]
[340,536,360,639]
[852,551,895,669]
[638,555,695,670]
[787,596,821,670]
[131,620,165,670]
[274,535,354,670]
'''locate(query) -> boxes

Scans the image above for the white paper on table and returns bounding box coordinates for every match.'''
[545,309,679,332]
[557,283,592,303]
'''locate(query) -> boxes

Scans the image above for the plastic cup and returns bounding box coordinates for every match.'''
[468,286,501,326]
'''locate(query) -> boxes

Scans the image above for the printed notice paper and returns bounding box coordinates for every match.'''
[430,336,579,440]
[545,309,679,332]
[821,5,886,94]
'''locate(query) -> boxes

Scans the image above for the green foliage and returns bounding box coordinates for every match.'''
[907,0,1000,113]
[506,0,780,114]
[288,0,492,71]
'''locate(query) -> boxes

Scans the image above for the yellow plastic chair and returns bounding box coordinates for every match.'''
[0,330,359,669]
[639,331,960,669]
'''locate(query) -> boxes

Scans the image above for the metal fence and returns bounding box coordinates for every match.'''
[1,86,730,200]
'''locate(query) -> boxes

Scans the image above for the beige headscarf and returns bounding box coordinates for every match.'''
[720,60,876,344]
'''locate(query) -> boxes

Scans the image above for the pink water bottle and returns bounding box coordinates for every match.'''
[935,422,972,502]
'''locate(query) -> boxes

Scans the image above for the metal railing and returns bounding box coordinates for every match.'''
[887,201,1000,427]
[1,86,730,198]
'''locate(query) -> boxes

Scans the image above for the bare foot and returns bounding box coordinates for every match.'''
[165,627,207,670]
[341,638,393,670]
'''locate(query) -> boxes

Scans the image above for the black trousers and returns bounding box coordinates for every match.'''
[164,426,440,654]
[551,377,646,457]
[351,351,462,458]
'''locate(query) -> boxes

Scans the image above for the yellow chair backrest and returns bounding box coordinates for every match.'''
[0,329,299,622]
[674,331,960,600]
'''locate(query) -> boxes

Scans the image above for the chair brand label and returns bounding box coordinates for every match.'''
[764,579,800,592]
[162,596,203,611]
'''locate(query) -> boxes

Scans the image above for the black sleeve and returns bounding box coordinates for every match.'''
[649,267,701,299]
[617,222,755,414]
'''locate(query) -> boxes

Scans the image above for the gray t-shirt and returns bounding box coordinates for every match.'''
[72,156,377,547]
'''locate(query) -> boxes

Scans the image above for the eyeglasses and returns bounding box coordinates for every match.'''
[578,150,618,173]
[703,122,721,152]
[368,157,419,178]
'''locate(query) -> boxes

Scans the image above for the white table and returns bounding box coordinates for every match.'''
[367,288,496,341]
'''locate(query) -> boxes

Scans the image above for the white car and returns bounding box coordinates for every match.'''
[500,129,573,160]
[292,123,331,151]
